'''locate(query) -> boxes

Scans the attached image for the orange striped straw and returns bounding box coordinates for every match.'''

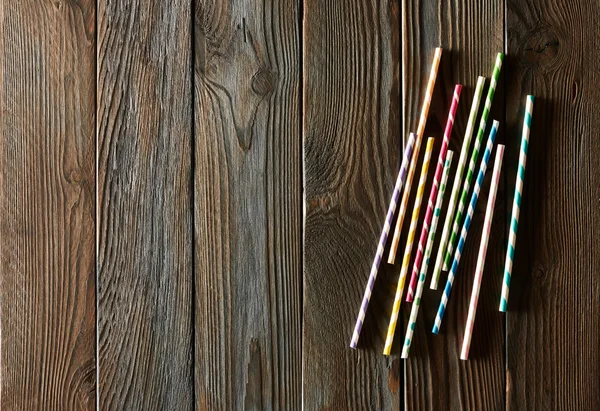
[384,137,434,355]
[388,47,442,263]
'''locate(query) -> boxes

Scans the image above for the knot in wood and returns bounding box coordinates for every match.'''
[523,27,560,68]
[251,69,276,95]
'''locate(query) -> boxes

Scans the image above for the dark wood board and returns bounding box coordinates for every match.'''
[302,0,403,409]
[0,0,599,409]
[96,1,194,408]
[505,0,600,409]
[194,1,302,409]
[401,1,506,410]
[0,1,96,409]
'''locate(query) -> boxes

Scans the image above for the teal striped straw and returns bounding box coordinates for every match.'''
[433,121,499,334]
[443,53,504,271]
[500,95,534,311]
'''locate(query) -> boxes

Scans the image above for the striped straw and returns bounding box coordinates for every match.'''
[500,95,534,312]
[401,151,453,358]
[349,134,416,349]
[388,48,442,263]
[431,76,486,289]
[383,137,434,355]
[443,53,504,271]
[433,120,499,334]
[461,145,504,360]
[407,84,462,301]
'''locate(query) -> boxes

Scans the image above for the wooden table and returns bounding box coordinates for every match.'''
[0,0,598,409]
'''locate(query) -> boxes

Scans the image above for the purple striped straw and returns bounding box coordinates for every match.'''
[350,133,416,349]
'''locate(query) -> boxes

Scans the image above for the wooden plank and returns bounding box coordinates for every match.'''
[194,1,302,409]
[401,1,506,409]
[505,1,600,409]
[96,1,194,408]
[0,1,96,409]
[302,1,403,409]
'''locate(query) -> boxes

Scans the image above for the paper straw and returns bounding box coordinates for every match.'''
[443,53,504,272]
[383,137,434,355]
[406,84,462,301]
[500,95,534,312]
[401,151,453,358]
[431,76,486,289]
[349,133,416,349]
[461,145,504,360]
[432,120,499,334]
[388,48,442,263]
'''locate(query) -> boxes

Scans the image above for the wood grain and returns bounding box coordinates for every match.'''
[401,1,506,409]
[194,1,302,409]
[0,1,96,409]
[505,0,600,409]
[302,0,403,409]
[96,1,194,408]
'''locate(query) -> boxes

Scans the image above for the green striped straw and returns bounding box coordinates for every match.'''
[401,151,453,358]
[430,76,486,289]
[443,53,504,270]
[500,95,534,311]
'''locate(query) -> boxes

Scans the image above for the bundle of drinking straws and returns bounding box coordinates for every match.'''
[349,48,535,359]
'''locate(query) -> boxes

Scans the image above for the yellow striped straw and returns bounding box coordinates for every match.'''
[384,137,434,355]
[388,48,442,263]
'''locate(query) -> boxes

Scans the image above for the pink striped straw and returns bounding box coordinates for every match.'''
[406,84,462,302]
[460,145,505,360]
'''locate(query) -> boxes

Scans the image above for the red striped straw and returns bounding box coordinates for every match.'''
[460,145,505,360]
[406,84,462,302]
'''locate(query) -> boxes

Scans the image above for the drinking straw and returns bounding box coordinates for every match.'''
[401,150,453,358]
[499,95,534,312]
[432,120,499,334]
[388,48,443,263]
[406,84,462,301]
[443,53,504,272]
[431,76,486,289]
[349,133,416,349]
[383,137,434,355]
[461,145,504,360]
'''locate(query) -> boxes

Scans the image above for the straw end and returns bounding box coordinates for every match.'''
[499,298,508,312]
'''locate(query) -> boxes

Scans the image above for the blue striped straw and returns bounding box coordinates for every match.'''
[350,133,416,348]
[432,120,499,334]
[500,96,534,311]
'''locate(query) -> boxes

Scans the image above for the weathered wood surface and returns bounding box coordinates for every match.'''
[96,0,194,408]
[303,0,403,409]
[0,1,96,409]
[400,1,506,410]
[0,0,599,409]
[505,0,600,409]
[194,1,302,409]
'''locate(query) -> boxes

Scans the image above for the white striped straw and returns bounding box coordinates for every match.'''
[461,145,504,360]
